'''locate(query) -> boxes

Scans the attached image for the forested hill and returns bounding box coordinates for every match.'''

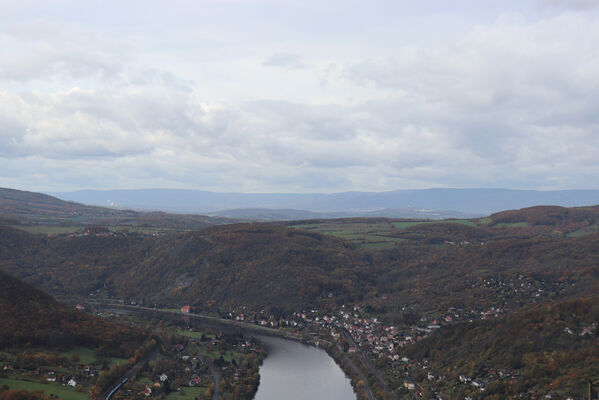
[1,204,599,316]
[0,187,232,231]
[407,297,599,397]
[0,269,144,350]
[0,223,369,311]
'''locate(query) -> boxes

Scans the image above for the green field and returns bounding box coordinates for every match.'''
[567,221,599,237]
[135,377,154,385]
[198,347,242,363]
[291,221,402,249]
[291,218,476,249]
[109,357,127,366]
[493,221,529,228]
[176,329,215,340]
[166,386,208,399]
[0,378,87,400]
[59,347,96,364]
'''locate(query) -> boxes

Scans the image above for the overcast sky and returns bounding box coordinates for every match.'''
[1,0,599,193]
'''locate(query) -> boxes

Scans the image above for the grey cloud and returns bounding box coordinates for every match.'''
[1,6,599,192]
[263,53,307,70]
[536,0,599,10]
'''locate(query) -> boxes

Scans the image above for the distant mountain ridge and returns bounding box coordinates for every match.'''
[0,187,232,229]
[50,188,599,216]
[210,207,481,220]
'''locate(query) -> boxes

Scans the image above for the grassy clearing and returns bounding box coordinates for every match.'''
[291,221,397,245]
[175,329,215,340]
[59,347,96,364]
[292,218,474,249]
[109,357,127,366]
[199,348,242,363]
[0,377,87,400]
[135,377,154,385]
[493,222,529,228]
[166,386,208,399]
[567,222,599,237]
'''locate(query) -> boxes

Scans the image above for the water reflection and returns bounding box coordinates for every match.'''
[253,335,356,400]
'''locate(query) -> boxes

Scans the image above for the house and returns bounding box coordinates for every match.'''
[404,377,416,390]
[181,305,191,313]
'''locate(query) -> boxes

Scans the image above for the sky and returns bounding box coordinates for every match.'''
[1,0,599,193]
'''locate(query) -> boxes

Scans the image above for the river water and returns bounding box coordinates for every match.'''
[253,335,356,400]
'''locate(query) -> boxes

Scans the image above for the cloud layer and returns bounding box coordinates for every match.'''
[1,1,598,192]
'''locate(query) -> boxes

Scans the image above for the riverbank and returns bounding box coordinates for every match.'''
[90,304,379,399]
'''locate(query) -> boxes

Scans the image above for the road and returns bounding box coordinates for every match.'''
[194,345,220,400]
[342,329,395,400]
[97,345,160,400]
[92,303,386,400]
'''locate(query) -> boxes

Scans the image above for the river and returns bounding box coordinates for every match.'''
[253,335,356,400]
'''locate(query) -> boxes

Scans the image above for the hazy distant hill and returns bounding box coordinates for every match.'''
[50,188,599,215]
[0,187,232,230]
[211,207,480,220]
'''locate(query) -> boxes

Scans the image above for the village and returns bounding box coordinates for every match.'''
[208,272,585,399]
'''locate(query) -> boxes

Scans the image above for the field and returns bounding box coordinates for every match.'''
[493,221,529,228]
[166,386,208,399]
[0,377,87,400]
[109,357,128,365]
[568,221,599,237]
[291,220,406,249]
[290,218,477,249]
[59,347,96,364]
[175,329,215,341]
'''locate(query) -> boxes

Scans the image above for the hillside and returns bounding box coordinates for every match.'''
[0,223,370,311]
[0,187,232,233]
[2,201,599,398]
[0,269,144,350]
[2,205,599,317]
[407,298,599,398]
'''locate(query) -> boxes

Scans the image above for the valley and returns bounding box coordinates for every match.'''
[1,188,599,399]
